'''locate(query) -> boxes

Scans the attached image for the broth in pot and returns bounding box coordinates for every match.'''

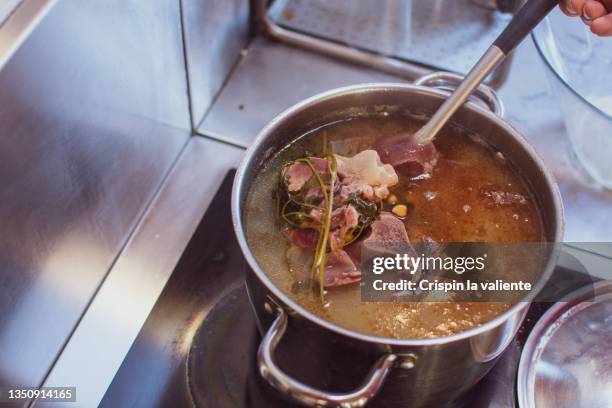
[244,114,543,339]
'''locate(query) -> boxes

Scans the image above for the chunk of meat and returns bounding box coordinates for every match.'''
[305,186,324,201]
[336,182,375,203]
[324,249,361,287]
[344,238,363,267]
[285,245,360,288]
[308,208,323,223]
[282,227,318,249]
[329,205,359,251]
[340,214,410,269]
[306,177,344,204]
[290,151,396,203]
[335,150,398,188]
[395,161,430,179]
[362,213,426,281]
[364,212,410,246]
[480,186,527,207]
[362,212,413,264]
[306,205,359,251]
[287,205,359,252]
[374,136,438,178]
[283,157,329,192]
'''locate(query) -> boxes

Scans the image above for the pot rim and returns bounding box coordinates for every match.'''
[232,82,565,347]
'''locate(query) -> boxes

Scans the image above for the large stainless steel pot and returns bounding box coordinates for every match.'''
[232,74,564,408]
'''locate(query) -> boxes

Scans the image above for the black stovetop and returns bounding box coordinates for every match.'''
[99,171,587,408]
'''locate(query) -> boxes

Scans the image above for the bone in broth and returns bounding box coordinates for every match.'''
[244,114,543,339]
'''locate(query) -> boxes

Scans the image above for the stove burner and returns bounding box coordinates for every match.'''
[188,285,256,407]
[188,284,314,407]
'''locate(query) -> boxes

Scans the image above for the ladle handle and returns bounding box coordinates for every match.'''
[415,0,561,144]
[494,0,562,55]
[415,72,505,118]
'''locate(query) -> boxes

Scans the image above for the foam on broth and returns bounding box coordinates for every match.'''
[244,114,543,339]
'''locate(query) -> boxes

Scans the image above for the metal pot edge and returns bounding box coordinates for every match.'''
[231,82,565,348]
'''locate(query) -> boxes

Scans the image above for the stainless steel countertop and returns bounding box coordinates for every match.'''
[1,0,193,396]
[197,37,400,147]
[39,136,244,408]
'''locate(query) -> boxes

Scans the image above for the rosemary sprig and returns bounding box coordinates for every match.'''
[308,153,336,303]
[278,156,331,297]
[278,150,380,304]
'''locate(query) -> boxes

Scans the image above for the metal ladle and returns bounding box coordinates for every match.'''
[414,0,562,144]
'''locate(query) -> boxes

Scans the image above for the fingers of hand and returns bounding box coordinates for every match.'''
[561,0,588,16]
[582,1,607,24]
[591,13,612,35]
[560,1,575,15]
[560,0,612,36]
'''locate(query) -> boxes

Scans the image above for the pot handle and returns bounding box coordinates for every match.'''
[414,72,505,118]
[258,305,398,407]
